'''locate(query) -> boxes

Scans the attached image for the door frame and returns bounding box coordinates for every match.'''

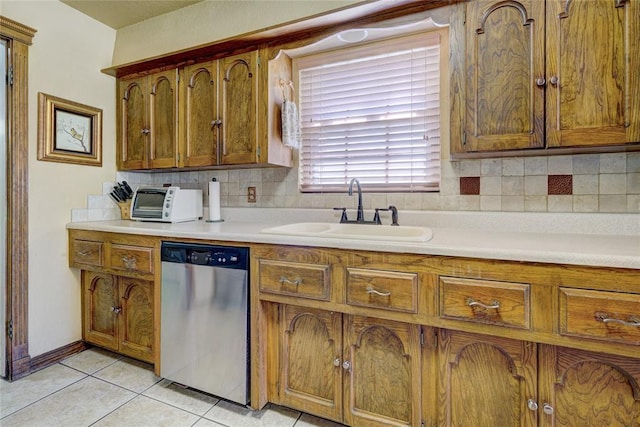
[1,15,36,380]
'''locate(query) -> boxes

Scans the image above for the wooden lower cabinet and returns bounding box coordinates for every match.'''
[538,345,640,427]
[82,271,154,363]
[436,329,538,427]
[435,330,640,427]
[272,304,422,427]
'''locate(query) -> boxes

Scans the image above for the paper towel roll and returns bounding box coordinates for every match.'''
[208,180,222,222]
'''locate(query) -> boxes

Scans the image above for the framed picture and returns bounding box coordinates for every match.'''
[37,92,102,166]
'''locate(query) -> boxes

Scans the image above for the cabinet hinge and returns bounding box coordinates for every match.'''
[256,146,261,159]
[7,66,14,86]
[7,320,13,340]
[420,329,424,347]
[257,55,261,67]
[463,10,466,25]
[433,330,438,348]
[176,153,180,162]
[462,130,467,146]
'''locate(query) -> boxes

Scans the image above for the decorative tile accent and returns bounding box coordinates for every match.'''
[460,176,480,195]
[548,175,573,195]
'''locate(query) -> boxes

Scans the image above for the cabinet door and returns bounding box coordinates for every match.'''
[278,305,343,422]
[545,0,640,148]
[118,77,148,170]
[149,70,178,168]
[82,271,119,351]
[460,0,545,153]
[118,277,154,363]
[343,316,421,427]
[436,329,537,427]
[181,62,219,167]
[539,345,640,427]
[220,50,258,165]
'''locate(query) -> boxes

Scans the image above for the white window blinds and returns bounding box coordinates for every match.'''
[297,32,441,192]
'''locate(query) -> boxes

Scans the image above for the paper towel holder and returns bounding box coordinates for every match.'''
[206,178,225,223]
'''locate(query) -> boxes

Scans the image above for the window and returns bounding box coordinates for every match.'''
[296,31,443,192]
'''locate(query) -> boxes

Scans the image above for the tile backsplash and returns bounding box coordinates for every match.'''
[72,152,640,221]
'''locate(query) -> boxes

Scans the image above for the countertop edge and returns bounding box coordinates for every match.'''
[66,220,640,270]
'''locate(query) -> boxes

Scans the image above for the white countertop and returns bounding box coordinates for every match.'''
[67,209,640,269]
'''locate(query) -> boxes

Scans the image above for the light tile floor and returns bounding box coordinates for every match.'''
[0,348,346,427]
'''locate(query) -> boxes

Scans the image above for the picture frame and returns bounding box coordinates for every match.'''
[37,92,102,166]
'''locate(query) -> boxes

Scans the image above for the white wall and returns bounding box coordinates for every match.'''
[112,0,362,65]
[2,0,117,357]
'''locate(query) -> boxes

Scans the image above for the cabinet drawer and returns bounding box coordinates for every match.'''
[439,277,530,330]
[560,288,640,345]
[70,239,104,267]
[259,259,330,301]
[109,244,154,275]
[346,268,418,313]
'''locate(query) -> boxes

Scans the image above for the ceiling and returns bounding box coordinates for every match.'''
[61,0,205,29]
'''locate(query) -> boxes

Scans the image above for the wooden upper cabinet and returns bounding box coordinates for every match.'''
[119,77,148,169]
[180,62,219,167]
[149,71,178,168]
[451,0,640,155]
[220,50,258,165]
[545,0,639,148]
[117,69,178,170]
[463,0,545,152]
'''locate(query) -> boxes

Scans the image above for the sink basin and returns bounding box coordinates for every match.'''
[260,222,433,242]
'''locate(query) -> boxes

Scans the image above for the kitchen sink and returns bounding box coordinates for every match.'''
[260,222,433,242]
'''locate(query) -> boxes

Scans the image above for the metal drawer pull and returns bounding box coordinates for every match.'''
[110,306,122,314]
[279,276,301,286]
[77,250,89,257]
[466,298,500,310]
[122,256,137,269]
[596,312,640,327]
[366,286,391,297]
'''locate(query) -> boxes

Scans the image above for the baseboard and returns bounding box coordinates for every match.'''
[29,341,87,374]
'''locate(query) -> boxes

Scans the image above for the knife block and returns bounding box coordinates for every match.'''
[117,200,131,220]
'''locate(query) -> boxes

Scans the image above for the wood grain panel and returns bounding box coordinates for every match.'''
[149,69,178,168]
[279,305,342,422]
[221,50,258,165]
[82,271,118,351]
[109,244,154,276]
[259,259,330,301]
[437,329,537,427]
[181,62,218,167]
[559,287,640,344]
[346,268,418,313]
[118,277,154,362]
[119,78,147,169]
[344,316,421,427]
[539,345,640,427]
[70,239,104,268]
[439,276,530,329]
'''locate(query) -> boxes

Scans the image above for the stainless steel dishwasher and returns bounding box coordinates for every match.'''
[160,242,249,405]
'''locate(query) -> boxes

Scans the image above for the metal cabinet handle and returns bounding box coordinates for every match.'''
[77,250,89,257]
[366,286,391,297]
[535,77,546,87]
[122,256,137,269]
[279,276,302,286]
[527,399,538,411]
[543,403,554,415]
[333,358,341,367]
[596,312,640,327]
[342,360,351,372]
[466,298,500,310]
[110,306,122,314]
[549,76,559,86]
[141,128,150,135]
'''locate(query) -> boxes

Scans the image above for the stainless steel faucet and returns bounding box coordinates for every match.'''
[348,178,364,222]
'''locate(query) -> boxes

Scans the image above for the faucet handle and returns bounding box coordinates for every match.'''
[373,207,388,225]
[333,207,348,223]
[388,205,399,226]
